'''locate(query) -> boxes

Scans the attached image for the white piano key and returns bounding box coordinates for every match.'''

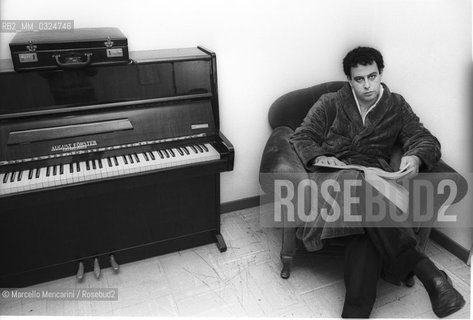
[52,166,62,187]
[63,164,73,185]
[70,163,81,183]
[89,160,101,180]
[116,156,127,174]
[102,158,112,178]
[17,169,32,192]
[8,171,21,193]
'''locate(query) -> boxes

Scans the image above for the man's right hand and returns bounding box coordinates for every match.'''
[313,156,346,166]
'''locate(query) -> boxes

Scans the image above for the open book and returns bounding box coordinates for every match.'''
[313,163,414,180]
[313,163,413,213]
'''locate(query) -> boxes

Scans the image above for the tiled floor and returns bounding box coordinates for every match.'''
[0,206,470,318]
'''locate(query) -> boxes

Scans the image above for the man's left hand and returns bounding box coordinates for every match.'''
[399,155,421,180]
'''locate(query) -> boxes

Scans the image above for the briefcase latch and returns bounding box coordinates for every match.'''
[104,37,114,48]
[18,41,38,64]
[26,41,37,52]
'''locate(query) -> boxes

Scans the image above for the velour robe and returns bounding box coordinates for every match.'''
[289,83,441,251]
[290,83,441,172]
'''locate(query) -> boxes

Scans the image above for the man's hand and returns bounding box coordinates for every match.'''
[399,155,421,179]
[313,156,346,166]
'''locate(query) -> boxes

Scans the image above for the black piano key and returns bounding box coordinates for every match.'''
[164,149,171,158]
[10,171,16,183]
[92,160,97,170]
[60,164,64,175]
[143,152,149,161]
[129,154,134,164]
[123,155,128,165]
[201,144,209,152]
[133,153,140,162]
[3,172,10,183]
[183,146,190,155]
[46,166,51,177]
[86,161,91,171]
[76,162,81,172]
[70,163,74,173]
[98,159,103,169]
[148,152,155,160]
[168,149,175,157]
[157,150,164,159]
[107,157,112,167]
[53,166,57,176]
[36,168,41,179]
[28,169,34,180]
[177,147,184,156]
[17,170,23,181]
[113,156,119,166]
[195,145,203,153]
[190,145,198,154]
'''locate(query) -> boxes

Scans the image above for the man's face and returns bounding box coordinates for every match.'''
[348,62,382,106]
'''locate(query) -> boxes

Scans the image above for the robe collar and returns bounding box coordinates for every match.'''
[338,82,391,129]
[351,85,384,125]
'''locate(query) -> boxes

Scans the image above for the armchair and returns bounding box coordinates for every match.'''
[259,81,468,280]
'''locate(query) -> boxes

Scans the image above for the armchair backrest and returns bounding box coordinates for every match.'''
[268,81,345,130]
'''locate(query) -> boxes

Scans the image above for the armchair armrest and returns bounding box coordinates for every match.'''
[419,159,468,205]
[259,126,309,195]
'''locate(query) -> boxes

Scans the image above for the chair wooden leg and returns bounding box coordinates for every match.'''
[280,255,293,279]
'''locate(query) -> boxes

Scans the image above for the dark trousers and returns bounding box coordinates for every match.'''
[341,228,427,318]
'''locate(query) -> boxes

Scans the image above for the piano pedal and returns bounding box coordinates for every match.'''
[93,257,101,279]
[76,261,85,282]
[110,254,120,273]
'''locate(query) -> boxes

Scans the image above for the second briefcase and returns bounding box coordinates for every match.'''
[9,27,129,71]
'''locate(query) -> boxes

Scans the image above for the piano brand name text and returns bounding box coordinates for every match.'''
[51,140,98,152]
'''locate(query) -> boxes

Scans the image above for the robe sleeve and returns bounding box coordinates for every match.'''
[398,99,441,170]
[290,96,335,171]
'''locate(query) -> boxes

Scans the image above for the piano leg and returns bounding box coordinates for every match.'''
[93,258,101,279]
[76,261,85,282]
[215,234,227,252]
[110,254,120,273]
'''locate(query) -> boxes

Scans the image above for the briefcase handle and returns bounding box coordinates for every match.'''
[53,53,93,69]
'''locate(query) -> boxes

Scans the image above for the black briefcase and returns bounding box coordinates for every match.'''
[9,27,129,71]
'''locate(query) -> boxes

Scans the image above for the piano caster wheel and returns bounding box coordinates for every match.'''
[76,261,85,282]
[215,234,227,252]
[93,258,101,279]
[110,255,120,273]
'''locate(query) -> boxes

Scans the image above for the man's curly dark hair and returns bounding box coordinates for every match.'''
[343,46,384,79]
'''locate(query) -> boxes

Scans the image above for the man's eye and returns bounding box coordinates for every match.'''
[369,75,377,80]
[355,78,363,83]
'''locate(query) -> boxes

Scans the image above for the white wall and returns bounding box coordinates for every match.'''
[1,0,471,248]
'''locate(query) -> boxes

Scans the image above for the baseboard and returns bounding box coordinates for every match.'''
[429,229,470,264]
[220,196,260,214]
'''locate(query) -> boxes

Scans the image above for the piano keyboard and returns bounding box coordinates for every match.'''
[0,143,219,196]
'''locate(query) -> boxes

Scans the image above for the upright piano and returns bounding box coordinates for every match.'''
[0,47,234,287]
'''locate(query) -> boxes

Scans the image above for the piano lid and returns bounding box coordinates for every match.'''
[0,48,214,119]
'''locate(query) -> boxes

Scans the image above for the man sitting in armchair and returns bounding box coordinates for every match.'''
[289,46,465,318]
